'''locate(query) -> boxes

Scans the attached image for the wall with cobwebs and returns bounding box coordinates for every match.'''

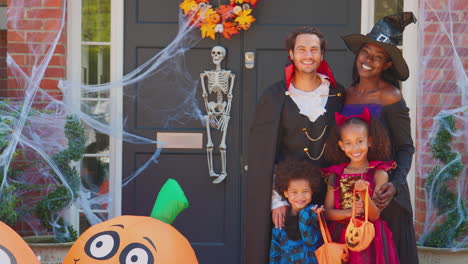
[415,0,467,249]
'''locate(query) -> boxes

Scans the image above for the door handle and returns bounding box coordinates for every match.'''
[244,51,255,69]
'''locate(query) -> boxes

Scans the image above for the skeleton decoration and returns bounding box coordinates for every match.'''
[200,46,235,184]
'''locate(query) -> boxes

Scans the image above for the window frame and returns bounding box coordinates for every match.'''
[66,0,123,231]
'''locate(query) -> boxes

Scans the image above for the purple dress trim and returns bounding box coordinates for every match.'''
[341,104,382,118]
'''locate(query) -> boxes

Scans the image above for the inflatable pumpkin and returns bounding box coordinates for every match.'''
[64,179,198,264]
[0,221,40,264]
[63,215,198,264]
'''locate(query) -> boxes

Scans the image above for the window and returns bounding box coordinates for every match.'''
[67,0,123,233]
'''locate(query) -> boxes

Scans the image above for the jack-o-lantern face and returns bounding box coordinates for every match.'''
[341,247,349,264]
[63,215,198,264]
[345,218,375,252]
[345,225,361,248]
[0,221,40,264]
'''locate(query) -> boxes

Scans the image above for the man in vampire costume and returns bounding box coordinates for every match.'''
[243,26,345,263]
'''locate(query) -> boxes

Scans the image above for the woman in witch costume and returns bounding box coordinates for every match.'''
[339,12,419,264]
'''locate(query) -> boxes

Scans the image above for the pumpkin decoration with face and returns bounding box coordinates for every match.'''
[64,179,198,264]
[0,221,40,264]
[344,187,375,252]
[63,215,198,264]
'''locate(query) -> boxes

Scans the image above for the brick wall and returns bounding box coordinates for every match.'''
[0,31,5,90]
[1,0,6,90]
[415,0,467,240]
[6,0,66,99]
[5,0,67,236]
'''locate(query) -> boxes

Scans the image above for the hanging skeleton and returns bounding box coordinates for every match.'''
[200,46,235,184]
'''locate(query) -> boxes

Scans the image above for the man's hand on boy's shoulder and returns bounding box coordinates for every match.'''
[272,205,288,229]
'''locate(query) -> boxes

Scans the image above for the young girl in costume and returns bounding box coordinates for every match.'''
[322,108,399,264]
[269,159,324,264]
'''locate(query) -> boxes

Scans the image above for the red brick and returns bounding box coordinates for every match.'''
[7,31,26,42]
[9,54,25,66]
[425,58,454,69]
[462,12,468,22]
[453,23,467,35]
[425,0,446,10]
[43,89,63,101]
[39,79,58,89]
[423,81,458,93]
[443,46,456,56]
[449,0,467,10]
[440,93,462,106]
[424,11,459,23]
[44,67,65,78]
[23,0,42,7]
[53,44,65,54]
[457,35,468,47]
[0,30,6,41]
[416,187,426,201]
[423,46,442,57]
[27,8,63,19]
[43,0,63,8]
[444,70,465,82]
[7,42,32,54]
[425,34,452,46]
[423,69,443,81]
[422,93,441,105]
[416,198,426,212]
[424,23,442,34]
[43,19,63,31]
[48,55,65,66]
[26,31,58,43]
[455,47,468,57]
[421,117,435,129]
[7,19,43,31]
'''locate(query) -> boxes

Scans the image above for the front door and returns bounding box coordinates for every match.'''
[123,1,360,263]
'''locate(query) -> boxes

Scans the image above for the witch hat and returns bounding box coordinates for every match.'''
[342,12,417,81]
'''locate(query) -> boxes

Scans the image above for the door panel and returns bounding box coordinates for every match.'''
[123,1,241,263]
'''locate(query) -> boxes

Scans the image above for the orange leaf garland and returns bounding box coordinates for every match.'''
[179,0,198,15]
[201,23,216,40]
[180,0,258,39]
[222,22,240,39]
[217,5,235,21]
[200,8,221,24]
[234,9,255,26]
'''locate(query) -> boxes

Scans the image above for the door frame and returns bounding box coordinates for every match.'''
[361,0,419,213]
[66,0,124,230]
[67,0,419,225]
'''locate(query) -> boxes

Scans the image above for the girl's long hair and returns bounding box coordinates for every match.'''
[324,117,391,165]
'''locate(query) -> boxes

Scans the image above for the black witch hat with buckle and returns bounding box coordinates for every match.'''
[342,12,417,81]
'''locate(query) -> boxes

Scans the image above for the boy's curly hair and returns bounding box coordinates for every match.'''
[324,116,391,165]
[274,159,322,199]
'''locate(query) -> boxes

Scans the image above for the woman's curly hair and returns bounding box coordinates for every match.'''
[274,159,322,199]
[324,116,391,165]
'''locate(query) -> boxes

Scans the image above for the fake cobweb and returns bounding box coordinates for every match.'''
[0,0,206,240]
[416,1,467,249]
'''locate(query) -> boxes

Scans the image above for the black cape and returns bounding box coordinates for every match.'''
[243,64,344,264]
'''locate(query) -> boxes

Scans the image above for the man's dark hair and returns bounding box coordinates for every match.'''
[285,26,327,54]
[274,159,322,199]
